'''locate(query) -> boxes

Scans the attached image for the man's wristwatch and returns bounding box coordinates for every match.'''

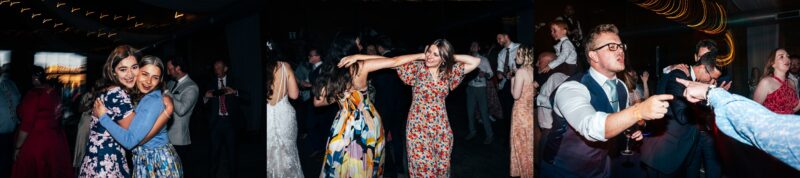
[705,85,717,106]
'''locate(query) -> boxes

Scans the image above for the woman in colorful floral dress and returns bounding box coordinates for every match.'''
[313,32,394,177]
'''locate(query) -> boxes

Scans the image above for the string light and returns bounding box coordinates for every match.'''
[717,31,735,66]
[2,1,184,41]
[174,11,184,19]
[634,0,727,35]
[633,0,734,66]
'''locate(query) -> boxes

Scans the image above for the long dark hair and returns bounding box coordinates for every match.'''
[428,39,456,80]
[130,55,166,105]
[93,45,140,97]
[313,32,361,103]
[265,40,285,100]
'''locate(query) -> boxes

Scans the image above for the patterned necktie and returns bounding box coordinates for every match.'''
[219,78,228,116]
[605,79,619,112]
[504,48,511,73]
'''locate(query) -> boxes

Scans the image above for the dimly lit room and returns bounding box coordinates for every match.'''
[0,0,798,178]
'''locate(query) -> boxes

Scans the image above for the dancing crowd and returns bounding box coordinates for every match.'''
[2,5,800,178]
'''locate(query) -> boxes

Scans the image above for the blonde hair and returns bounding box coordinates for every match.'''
[516,45,535,68]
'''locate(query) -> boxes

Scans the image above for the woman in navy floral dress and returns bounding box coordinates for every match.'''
[79,45,140,177]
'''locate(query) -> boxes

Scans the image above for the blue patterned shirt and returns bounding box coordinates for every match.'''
[707,88,800,170]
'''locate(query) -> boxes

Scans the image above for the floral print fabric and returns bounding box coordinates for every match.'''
[79,86,132,178]
[397,61,465,177]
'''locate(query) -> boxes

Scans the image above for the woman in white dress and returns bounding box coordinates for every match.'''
[265,46,303,177]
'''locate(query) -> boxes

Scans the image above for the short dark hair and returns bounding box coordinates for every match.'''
[698,51,718,73]
[168,56,189,74]
[695,39,717,55]
[31,65,46,82]
[497,30,514,39]
[214,59,229,67]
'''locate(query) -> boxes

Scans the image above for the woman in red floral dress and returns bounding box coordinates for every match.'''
[396,39,480,177]
[753,48,800,114]
[340,39,480,177]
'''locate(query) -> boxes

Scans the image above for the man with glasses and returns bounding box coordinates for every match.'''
[541,24,674,177]
[641,52,721,177]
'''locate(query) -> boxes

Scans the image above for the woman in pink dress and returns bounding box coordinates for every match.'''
[753,48,800,114]
[11,66,74,178]
[509,45,535,178]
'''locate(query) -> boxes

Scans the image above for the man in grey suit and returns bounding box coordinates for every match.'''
[165,58,199,159]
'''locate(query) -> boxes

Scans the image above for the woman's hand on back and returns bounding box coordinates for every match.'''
[92,98,107,118]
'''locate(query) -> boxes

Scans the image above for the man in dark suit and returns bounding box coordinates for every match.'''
[305,50,336,158]
[371,34,411,176]
[203,60,241,178]
[641,52,721,178]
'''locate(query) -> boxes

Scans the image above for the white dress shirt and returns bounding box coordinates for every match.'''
[549,36,577,69]
[469,55,494,87]
[553,68,629,142]
[536,72,569,129]
[217,76,229,116]
[497,42,521,73]
[312,61,322,71]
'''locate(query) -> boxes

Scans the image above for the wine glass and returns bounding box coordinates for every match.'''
[620,124,641,156]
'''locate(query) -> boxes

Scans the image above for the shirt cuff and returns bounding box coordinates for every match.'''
[662,66,672,74]
[548,61,561,69]
[578,112,609,142]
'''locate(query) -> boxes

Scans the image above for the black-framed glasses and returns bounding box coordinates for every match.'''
[592,43,627,52]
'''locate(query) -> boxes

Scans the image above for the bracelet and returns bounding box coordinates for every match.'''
[705,85,716,106]
[633,105,643,120]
